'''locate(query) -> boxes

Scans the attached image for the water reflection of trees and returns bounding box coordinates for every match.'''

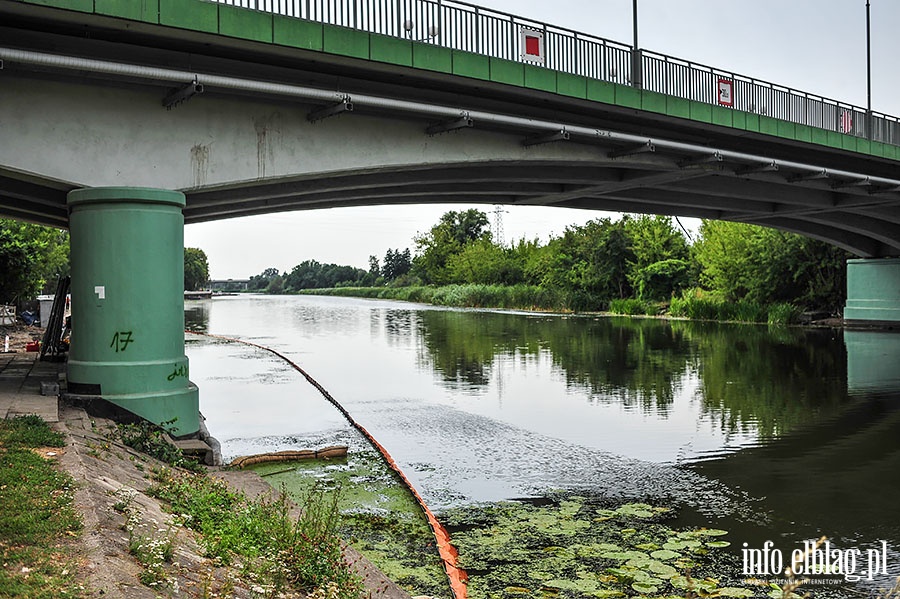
[414,310,850,437]
[415,311,499,389]
[371,309,418,349]
[415,312,693,410]
[685,322,847,438]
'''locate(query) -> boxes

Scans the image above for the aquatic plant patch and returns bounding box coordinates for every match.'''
[439,495,764,599]
[251,451,448,597]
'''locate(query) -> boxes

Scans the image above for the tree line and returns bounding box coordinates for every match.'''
[0,208,849,316]
[250,208,848,315]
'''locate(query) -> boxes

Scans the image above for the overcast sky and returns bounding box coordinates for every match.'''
[186,0,900,280]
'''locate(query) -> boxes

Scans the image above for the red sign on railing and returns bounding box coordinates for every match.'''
[520,27,545,65]
[717,78,734,107]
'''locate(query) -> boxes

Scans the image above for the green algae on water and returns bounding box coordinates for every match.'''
[250,451,448,597]
[252,457,768,599]
[439,496,761,599]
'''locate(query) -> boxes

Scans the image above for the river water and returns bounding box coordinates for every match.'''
[184,294,900,593]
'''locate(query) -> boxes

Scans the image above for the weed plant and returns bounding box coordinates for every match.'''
[148,469,361,598]
[609,298,659,316]
[0,416,83,598]
[669,293,800,325]
[123,508,177,588]
[767,302,801,325]
[112,418,202,471]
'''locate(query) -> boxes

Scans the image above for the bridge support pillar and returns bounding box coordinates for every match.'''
[844,258,900,326]
[66,187,199,436]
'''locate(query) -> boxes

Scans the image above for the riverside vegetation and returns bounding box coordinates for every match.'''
[247,211,848,324]
[0,414,363,598]
[108,420,363,598]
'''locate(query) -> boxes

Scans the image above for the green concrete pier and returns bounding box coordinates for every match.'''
[66,187,199,436]
[844,258,900,326]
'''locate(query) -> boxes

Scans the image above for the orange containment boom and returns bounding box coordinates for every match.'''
[199,332,468,599]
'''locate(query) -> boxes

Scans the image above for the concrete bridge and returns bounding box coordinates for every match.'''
[3,0,900,434]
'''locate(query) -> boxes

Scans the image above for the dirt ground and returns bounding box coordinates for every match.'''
[52,403,416,599]
[0,323,44,352]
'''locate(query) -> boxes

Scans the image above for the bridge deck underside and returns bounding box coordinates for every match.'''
[184,158,900,258]
[9,154,900,258]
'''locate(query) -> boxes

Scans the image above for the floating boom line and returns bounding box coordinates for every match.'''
[196,331,468,599]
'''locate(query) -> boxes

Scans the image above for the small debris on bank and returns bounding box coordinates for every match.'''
[229,445,349,468]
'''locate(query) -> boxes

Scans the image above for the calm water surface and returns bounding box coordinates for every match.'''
[185,294,900,591]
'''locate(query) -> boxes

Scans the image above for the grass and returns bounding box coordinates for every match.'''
[669,294,800,325]
[148,468,362,599]
[304,285,802,325]
[0,415,84,599]
[609,298,661,316]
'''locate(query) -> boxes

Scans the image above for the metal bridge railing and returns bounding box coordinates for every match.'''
[213,0,900,147]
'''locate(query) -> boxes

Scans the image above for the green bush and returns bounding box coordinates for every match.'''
[668,296,687,317]
[114,419,201,472]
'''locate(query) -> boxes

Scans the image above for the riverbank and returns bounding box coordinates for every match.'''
[0,402,413,599]
[298,285,823,326]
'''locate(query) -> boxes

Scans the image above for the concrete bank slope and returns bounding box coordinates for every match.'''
[55,403,415,599]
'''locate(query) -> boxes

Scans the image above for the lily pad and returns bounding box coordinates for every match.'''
[650,549,681,561]
[706,541,731,548]
[605,567,640,582]
[543,546,576,558]
[633,542,659,551]
[695,528,729,536]
[631,581,658,594]
[600,550,649,561]
[647,561,678,578]
[662,540,687,551]
[624,557,653,569]
[716,588,754,597]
